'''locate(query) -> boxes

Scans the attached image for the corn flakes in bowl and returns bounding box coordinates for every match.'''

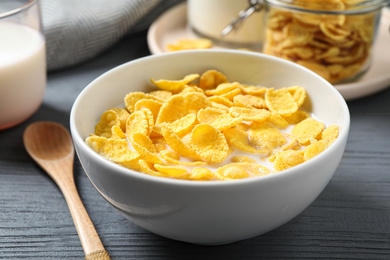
[70,50,349,245]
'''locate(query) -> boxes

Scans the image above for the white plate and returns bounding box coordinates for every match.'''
[148,3,390,100]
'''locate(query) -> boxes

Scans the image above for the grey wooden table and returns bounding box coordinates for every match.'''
[1,30,389,259]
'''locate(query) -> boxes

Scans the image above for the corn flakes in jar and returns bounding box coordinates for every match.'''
[262,0,386,83]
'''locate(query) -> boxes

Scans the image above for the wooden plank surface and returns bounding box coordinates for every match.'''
[0,30,389,259]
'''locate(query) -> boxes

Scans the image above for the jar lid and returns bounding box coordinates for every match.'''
[264,0,387,14]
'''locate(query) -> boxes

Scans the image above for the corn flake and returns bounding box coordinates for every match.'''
[220,88,242,101]
[86,135,139,163]
[210,101,230,112]
[138,159,165,177]
[231,156,257,163]
[134,99,163,122]
[236,162,270,177]
[148,90,172,102]
[208,95,234,107]
[240,85,268,95]
[249,122,287,150]
[233,94,265,109]
[304,139,329,161]
[180,85,204,94]
[159,149,207,166]
[151,74,199,93]
[188,167,216,180]
[126,109,150,137]
[154,164,188,178]
[319,124,339,143]
[266,113,290,129]
[189,124,230,163]
[167,38,212,52]
[211,113,243,132]
[288,86,307,107]
[111,125,126,139]
[156,92,210,124]
[169,113,197,137]
[109,108,130,132]
[216,162,269,180]
[197,107,227,124]
[199,70,229,90]
[124,92,155,113]
[224,128,269,154]
[205,82,240,96]
[229,107,270,122]
[94,110,120,138]
[130,133,162,164]
[273,150,305,171]
[161,123,199,159]
[216,164,250,180]
[265,88,298,115]
[291,118,325,145]
[283,110,310,124]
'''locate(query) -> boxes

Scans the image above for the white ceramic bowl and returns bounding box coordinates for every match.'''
[70,50,350,245]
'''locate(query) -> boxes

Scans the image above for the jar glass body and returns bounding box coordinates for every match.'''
[263,0,385,84]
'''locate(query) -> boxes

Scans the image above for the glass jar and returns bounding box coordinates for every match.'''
[262,0,387,83]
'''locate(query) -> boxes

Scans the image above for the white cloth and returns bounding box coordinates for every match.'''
[41,0,183,70]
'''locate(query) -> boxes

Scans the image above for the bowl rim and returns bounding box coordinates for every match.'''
[70,49,350,188]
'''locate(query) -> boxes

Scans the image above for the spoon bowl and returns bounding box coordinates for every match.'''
[23,121,110,260]
[24,121,73,164]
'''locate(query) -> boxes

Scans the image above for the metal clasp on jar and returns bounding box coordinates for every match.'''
[221,0,264,37]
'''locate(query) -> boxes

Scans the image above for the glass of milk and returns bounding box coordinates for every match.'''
[0,0,46,130]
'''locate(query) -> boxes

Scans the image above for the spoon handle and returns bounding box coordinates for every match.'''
[52,159,111,260]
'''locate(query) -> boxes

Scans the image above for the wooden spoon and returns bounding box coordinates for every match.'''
[23,121,110,260]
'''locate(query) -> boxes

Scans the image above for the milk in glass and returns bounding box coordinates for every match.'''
[0,22,46,129]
